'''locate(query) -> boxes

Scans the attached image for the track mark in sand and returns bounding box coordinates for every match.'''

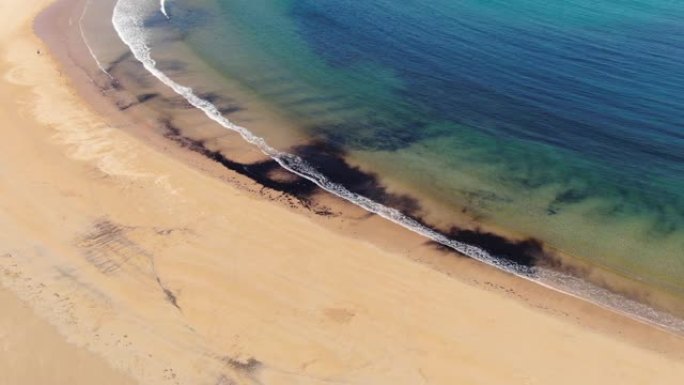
[159,278,180,310]
[214,356,263,385]
[0,253,22,281]
[323,307,356,324]
[214,375,236,385]
[223,356,262,373]
[78,219,136,275]
[76,218,183,311]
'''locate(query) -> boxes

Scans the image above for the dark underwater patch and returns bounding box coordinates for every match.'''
[306,114,437,152]
[158,118,550,270]
[429,227,544,269]
[136,93,159,104]
[547,187,590,215]
[290,140,422,215]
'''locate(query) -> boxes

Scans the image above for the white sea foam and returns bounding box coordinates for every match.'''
[79,0,113,79]
[160,0,170,19]
[112,0,684,334]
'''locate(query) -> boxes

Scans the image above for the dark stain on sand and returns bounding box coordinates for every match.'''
[159,116,548,271]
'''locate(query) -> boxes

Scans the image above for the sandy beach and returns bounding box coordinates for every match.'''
[0,286,137,385]
[1,0,684,384]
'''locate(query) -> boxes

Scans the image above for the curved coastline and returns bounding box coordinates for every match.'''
[0,0,682,383]
[109,0,684,334]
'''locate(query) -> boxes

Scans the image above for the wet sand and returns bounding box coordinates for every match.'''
[1,0,684,384]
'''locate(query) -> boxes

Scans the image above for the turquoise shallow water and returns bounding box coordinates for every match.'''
[141,1,683,297]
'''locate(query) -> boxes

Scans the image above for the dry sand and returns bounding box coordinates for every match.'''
[1,0,684,384]
[0,286,137,385]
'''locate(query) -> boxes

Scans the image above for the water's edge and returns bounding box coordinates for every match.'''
[110,0,684,335]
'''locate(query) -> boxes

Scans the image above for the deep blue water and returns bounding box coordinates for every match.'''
[290,0,684,182]
[164,0,684,294]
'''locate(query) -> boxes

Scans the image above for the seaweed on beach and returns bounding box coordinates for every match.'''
[159,117,552,271]
[159,118,319,198]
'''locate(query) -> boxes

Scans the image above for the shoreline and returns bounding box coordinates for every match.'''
[36,0,684,348]
[1,0,684,384]
[103,0,684,330]
[157,0,684,307]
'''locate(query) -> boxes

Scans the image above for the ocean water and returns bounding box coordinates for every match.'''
[111,0,684,325]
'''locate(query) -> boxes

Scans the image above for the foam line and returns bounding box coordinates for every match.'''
[160,0,170,19]
[110,0,506,271]
[111,0,684,334]
[79,0,114,79]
